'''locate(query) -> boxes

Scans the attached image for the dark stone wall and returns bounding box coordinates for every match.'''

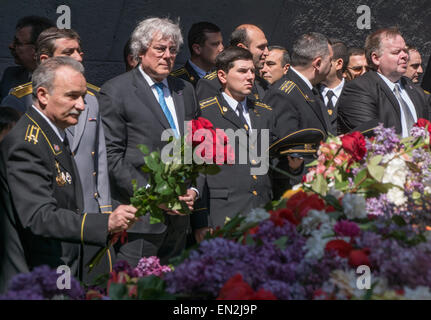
[0,0,429,86]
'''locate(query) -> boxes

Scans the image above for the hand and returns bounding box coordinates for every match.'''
[287,155,304,171]
[108,205,138,234]
[194,227,213,243]
[178,189,197,211]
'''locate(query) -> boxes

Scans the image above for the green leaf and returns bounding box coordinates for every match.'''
[324,194,342,211]
[138,144,150,155]
[273,236,288,250]
[108,283,129,300]
[156,182,172,195]
[367,165,385,182]
[335,179,349,190]
[392,215,407,227]
[136,276,175,300]
[368,155,383,167]
[354,168,367,186]
[311,174,328,196]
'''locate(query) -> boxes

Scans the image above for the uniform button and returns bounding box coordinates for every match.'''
[93,172,97,176]
[251,159,257,165]
[252,190,258,196]
[250,145,255,150]
[94,192,98,199]
[253,175,257,180]
[91,151,95,156]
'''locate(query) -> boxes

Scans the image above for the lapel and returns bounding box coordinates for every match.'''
[132,68,171,131]
[167,76,185,136]
[287,70,328,132]
[401,76,425,118]
[372,71,402,121]
[218,93,247,132]
[247,97,261,132]
[25,107,75,181]
[184,61,200,85]
[66,98,89,152]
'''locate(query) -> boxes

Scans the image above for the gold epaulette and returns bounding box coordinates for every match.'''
[24,114,62,155]
[424,89,430,95]
[86,82,100,93]
[86,90,95,96]
[255,101,272,111]
[170,67,187,77]
[204,71,217,80]
[199,96,218,109]
[279,80,296,94]
[10,82,32,98]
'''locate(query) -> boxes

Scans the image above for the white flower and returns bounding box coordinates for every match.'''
[300,209,334,236]
[382,157,407,188]
[403,286,431,300]
[381,152,396,164]
[386,187,407,206]
[304,226,334,261]
[328,186,344,200]
[240,207,270,229]
[342,193,367,219]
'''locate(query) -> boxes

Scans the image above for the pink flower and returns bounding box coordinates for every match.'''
[334,220,360,237]
[134,256,172,277]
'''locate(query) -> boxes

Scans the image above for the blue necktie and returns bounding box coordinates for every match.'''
[154,82,179,138]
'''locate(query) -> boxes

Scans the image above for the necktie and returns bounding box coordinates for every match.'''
[154,82,179,138]
[326,90,335,116]
[237,102,249,132]
[63,134,72,155]
[393,83,415,132]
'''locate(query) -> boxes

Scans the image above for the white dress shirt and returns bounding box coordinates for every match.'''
[222,92,252,132]
[290,66,313,90]
[188,60,207,79]
[320,78,345,107]
[139,66,180,135]
[377,72,417,138]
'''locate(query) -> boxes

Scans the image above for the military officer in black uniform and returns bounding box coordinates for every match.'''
[0,57,138,293]
[264,32,333,198]
[196,24,270,102]
[171,22,223,87]
[196,46,275,229]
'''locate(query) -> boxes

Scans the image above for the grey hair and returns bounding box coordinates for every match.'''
[268,45,291,66]
[130,17,183,60]
[32,56,84,99]
[290,32,331,67]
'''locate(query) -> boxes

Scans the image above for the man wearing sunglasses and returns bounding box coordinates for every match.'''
[343,47,368,81]
[0,16,54,100]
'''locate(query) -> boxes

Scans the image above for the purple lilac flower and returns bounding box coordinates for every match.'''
[134,256,171,277]
[367,124,400,155]
[0,265,84,300]
[334,220,360,237]
[112,260,137,277]
[410,126,428,139]
[366,194,392,217]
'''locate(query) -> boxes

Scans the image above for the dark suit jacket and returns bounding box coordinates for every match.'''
[98,67,200,234]
[0,66,30,101]
[422,55,431,93]
[196,71,270,102]
[317,82,345,135]
[170,61,200,87]
[337,71,431,135]
[0,107,109,292]
[197,94,275,228]
[263,69,329,198]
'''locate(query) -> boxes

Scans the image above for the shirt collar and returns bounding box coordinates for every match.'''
[222,92,247,112]
[320,78,345,98]
[187,59,207,79]
[31,105,65,142]
[377,72,402,91]
[290,66,313,90]
[139,65,169,88]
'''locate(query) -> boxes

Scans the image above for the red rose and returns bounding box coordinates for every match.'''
[286,191,308,209]
[325,239,353,258]
[415,118,431,136]
[297,194,326,217]
[251,288,277,300]
[341,131,366,162]
[348,248,371,268]
[196,117,214,130]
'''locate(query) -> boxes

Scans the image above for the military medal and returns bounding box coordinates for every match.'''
[55,161,66,186]
[65,172,72,184]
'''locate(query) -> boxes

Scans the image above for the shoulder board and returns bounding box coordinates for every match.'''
[10,82,33,98]
[424,89,430,95]
[170,67,187,77]
[86,90,95,96]
[199,96,218,109]
[254,101,272,111]
[23,114,62,156]
[278,80,296,94]
[203,71,217,80]
[86,82,100,93]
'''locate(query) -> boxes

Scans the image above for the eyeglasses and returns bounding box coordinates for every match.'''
[150,45,178,56]
[347,66,369,73]
[12,37,34,47]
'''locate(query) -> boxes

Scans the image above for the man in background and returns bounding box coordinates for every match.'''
[260,45,290,85]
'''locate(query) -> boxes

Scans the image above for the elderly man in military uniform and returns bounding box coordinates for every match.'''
[1,27,114,283]
[0,16,54,100]
[171,21,223,87]
[0,56,138,293]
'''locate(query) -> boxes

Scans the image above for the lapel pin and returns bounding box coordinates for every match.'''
[223,107,228,112]
[54,144,60,152]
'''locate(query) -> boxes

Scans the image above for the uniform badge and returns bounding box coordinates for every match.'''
[65,172,72,184]
[222,107,228,112]
[190,76,195,81]
[54,144,60,152]
[328,109,333,115]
